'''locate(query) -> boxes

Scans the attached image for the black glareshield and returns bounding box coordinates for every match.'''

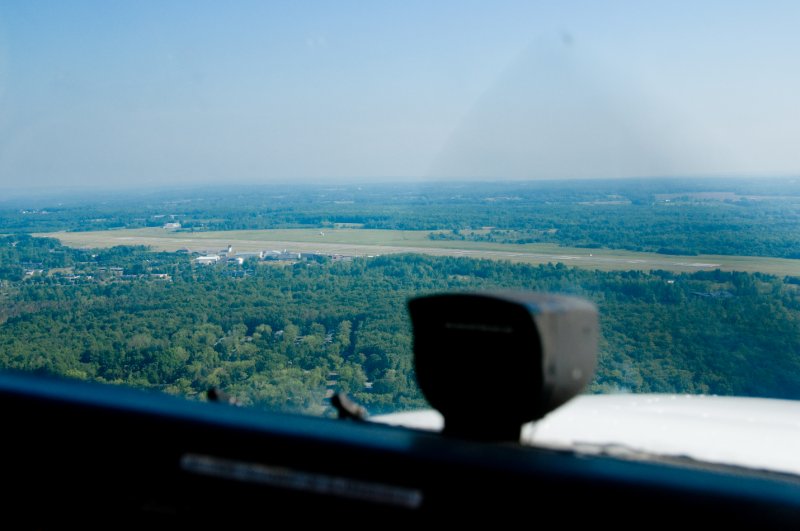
[408,291,598,442]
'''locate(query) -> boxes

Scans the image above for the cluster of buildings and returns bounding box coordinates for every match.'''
[193,245,352,266]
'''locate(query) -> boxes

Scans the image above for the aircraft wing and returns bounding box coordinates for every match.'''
[372,394,800,477]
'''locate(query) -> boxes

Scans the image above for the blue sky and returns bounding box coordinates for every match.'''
[1,1,799,190]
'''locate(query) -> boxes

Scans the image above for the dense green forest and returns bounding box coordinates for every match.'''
[3,178,800,258]
[1,235,799,416]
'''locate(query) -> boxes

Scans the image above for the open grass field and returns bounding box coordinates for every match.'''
[38,227,800,276]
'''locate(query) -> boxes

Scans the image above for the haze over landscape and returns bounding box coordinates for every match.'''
[2,1,800,193]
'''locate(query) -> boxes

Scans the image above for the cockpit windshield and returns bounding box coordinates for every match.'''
[1,1,799,476]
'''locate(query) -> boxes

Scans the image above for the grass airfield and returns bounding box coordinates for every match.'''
[38,227,800,276]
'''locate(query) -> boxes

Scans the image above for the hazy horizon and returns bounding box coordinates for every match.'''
[2,1,800,190]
